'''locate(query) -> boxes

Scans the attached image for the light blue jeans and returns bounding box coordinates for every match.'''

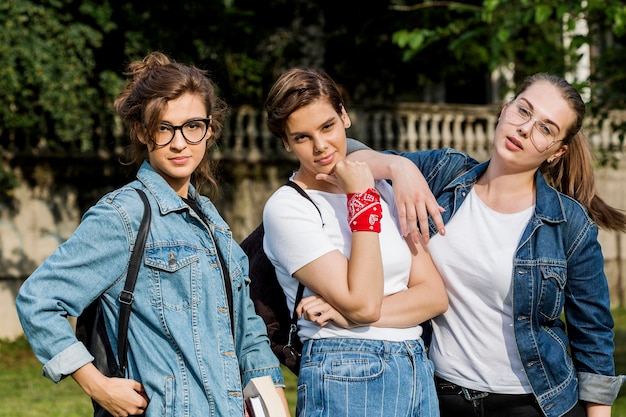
[296,338,439,417]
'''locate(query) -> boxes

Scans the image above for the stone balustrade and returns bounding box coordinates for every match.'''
[2,104,624,162]
[1,104,625,340]
[213,103,626,163]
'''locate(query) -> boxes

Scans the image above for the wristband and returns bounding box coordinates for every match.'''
[347,188,382,232]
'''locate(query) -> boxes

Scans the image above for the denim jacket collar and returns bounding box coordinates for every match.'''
[135,160,230,231]
[446,160,567,225]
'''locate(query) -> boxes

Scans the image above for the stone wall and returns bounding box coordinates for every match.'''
[1,157,625,341]
[2,103,625,340]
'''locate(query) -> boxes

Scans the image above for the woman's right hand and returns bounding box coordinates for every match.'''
[319,159,376,195]
[72,363,148,416]
[385,156,445,243]
[342,148,446,244]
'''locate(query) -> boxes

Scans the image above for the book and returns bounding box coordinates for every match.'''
[245,395,266,417]
[243,375,288,417]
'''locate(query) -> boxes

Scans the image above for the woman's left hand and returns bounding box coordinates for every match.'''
[297,295,354,328]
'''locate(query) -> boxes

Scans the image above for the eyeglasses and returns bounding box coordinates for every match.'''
[502,101,560,152]
[153,118,211,146]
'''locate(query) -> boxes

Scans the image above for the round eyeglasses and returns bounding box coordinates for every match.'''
[153,118,211,146]
[502,101,560,152]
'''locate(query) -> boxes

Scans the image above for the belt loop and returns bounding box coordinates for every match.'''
[303,338,313,360]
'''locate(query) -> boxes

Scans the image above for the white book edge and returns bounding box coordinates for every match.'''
[243,376,287,417]
[245,396,266,417]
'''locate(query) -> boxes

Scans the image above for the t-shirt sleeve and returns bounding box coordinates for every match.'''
[262,187,336,276]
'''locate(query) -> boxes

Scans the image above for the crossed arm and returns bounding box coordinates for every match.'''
[298,233,448,329]
[299,149,448,329]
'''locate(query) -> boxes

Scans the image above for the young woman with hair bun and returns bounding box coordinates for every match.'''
[17,51,289,417]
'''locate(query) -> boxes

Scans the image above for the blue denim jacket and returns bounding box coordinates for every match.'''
[16,161,283,417]
[381,147,624,417]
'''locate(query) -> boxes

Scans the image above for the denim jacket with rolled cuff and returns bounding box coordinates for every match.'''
[347,139,625,417]
[16,160,283,417]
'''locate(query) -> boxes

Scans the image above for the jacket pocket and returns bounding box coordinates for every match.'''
[537,263,566,322]
[145,244,201,311]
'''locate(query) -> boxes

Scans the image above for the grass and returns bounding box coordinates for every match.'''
[612,308,626,413]
[0,337,92,416]
[1,309,625,417]
[0,336,297,417]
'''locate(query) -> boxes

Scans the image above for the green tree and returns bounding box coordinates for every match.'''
[0,0,119,152]
[390,0,626,106]
[1,0,624,162]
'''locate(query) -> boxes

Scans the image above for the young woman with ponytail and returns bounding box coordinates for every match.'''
[345,73,626,417]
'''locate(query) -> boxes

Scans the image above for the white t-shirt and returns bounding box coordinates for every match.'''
[263,179,422,342]
[427,188,534,394]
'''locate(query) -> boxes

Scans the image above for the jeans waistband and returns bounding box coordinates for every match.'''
[435,376,488,401]
[303,337,425,356]
[435,376,534,404]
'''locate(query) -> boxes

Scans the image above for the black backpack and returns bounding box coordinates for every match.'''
[240,181,322,375]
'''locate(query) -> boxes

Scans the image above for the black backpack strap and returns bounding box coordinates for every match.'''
[282,180,322,359]
[285,180,324,226]
[117,188,151,374]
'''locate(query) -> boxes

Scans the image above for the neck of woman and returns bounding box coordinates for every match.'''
[474,165,536,213]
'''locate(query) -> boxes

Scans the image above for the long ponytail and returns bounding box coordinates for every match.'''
[541,130,626,232]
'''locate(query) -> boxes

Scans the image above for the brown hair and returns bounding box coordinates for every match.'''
[265,68,345,140]
[516,73,626,231]
[114,51,229,194]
